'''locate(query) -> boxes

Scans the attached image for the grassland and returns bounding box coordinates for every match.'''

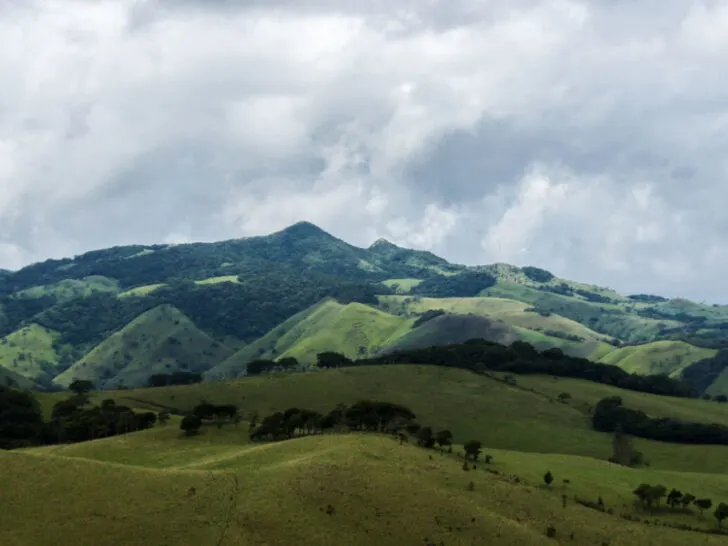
[207,299,415,378]
[380,277,423,294]
[598,341,717,378]
[16,276,119,301]
[0,324,61,382]
[85,365,728,474]
[6,423,728,545]
[53,305,233,388]
[118,283,167,297]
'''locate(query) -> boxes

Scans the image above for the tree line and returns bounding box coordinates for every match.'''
[593,396,728,446]
[633,484,728,529]
[0,380,166,448]
[344,339,697,398]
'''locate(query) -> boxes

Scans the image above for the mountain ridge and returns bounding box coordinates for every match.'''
[1,221,727,392]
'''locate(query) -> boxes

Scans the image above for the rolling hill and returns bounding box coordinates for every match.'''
[0,324,62,385]
[8,364,728,544]
[53,305,233,389]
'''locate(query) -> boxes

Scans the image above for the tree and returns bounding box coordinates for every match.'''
[714,502,728,528]
[0,386,44,449]
[667,489,683,508]
[680,493,696,508]
[180,414,202,436]
[416,426,435,448]
[158,411,170,425]
[543,471,554,487]
[435,430,453,451]
[695,498,712,517]
[648,485,667,508]
[557,392,571,403]
[69,379,94,396]
[463,440,482,461]
[610,426,634,466]
[633,483,651,508]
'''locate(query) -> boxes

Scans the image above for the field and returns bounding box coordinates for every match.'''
[13,364,728,544]
[5,422,728,545]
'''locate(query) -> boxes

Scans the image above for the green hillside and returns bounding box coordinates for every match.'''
[53,305,233,389]
[9,430,728,545]
[0,324,61,383]
[16,276,119,301]
[598,341,717,378]
[95,365,728,473]
[208,299,414,378]
[0,363,36,390]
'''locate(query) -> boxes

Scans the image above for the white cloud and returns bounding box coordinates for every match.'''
[1,0,728,300]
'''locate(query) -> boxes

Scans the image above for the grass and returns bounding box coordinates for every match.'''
[0,324,61,382]
[118,283,167,297]
[72,364,728,474]
[16,276,119,301]
[6,427,728,545]
[53,304,233,389]
[194,275,240,285]
[597,341,717,378]
[380,277,423,293]
[207,299,415,378]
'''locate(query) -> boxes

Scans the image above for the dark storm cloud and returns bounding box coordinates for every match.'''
[1,0,728,301]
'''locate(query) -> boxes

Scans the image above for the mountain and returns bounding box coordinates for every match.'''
[2,221,728,393]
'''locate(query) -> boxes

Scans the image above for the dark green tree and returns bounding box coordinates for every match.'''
[435,429,453,451]
[667,489,683,508]
[180,414,202,436]
[464,440,482,461]
[416,426,435,448]
[695,498,712,517]
[715,502,728,528]
[158,411,170,425]
[544,471,554,487]
[68,379,94,396]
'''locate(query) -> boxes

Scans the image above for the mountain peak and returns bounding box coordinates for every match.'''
[277,221,332,238]
[368,237,397,250]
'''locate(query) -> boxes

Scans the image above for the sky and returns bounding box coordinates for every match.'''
[1,0,728,302]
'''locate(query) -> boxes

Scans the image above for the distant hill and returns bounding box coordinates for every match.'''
[2,221,728,392]
[53,305,233,389]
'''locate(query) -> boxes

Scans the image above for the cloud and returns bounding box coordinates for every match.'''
[1,0,728,301]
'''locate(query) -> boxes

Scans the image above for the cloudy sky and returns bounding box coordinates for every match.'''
[1,0,728,301]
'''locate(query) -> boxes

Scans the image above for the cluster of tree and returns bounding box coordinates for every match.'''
[627,294,669,303]
[246,357,298,376]
[147,371,203,387]
[593,396,728,446]
[352,339,697,398]
[521,266,554,283]
[573,288,614,304]
[633,484,728,527]
[0,380,165,449]
[410,271,496,298]
[412,309,446,328]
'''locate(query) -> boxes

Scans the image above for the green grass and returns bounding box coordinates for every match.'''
[598,341,717,378]
[118,283,167,297]
[83,364,728,474]
[0,324,61,382]
[52,304,233,389]
[16,276,119,301]
[194,275,240,285]
[380,277,423,294]
[6,427,728,545]
[207,299,415,378]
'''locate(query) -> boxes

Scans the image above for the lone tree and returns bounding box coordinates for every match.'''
[695,498,713,518]
[610,425,634,467]
[464,440,482,461]
[180,414,202,436]
[715,502,728,528]
[435,430,453,451]
[544,471,554,487]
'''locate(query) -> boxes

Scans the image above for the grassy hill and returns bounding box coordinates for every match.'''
[9,361,728,543]
[207,299,415,379]
[88,365,728,474]
[53,305,233,389]
[0,363,36,390]
[0,324,61,383]
[9,431,727,546]
[597,341,717,378]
